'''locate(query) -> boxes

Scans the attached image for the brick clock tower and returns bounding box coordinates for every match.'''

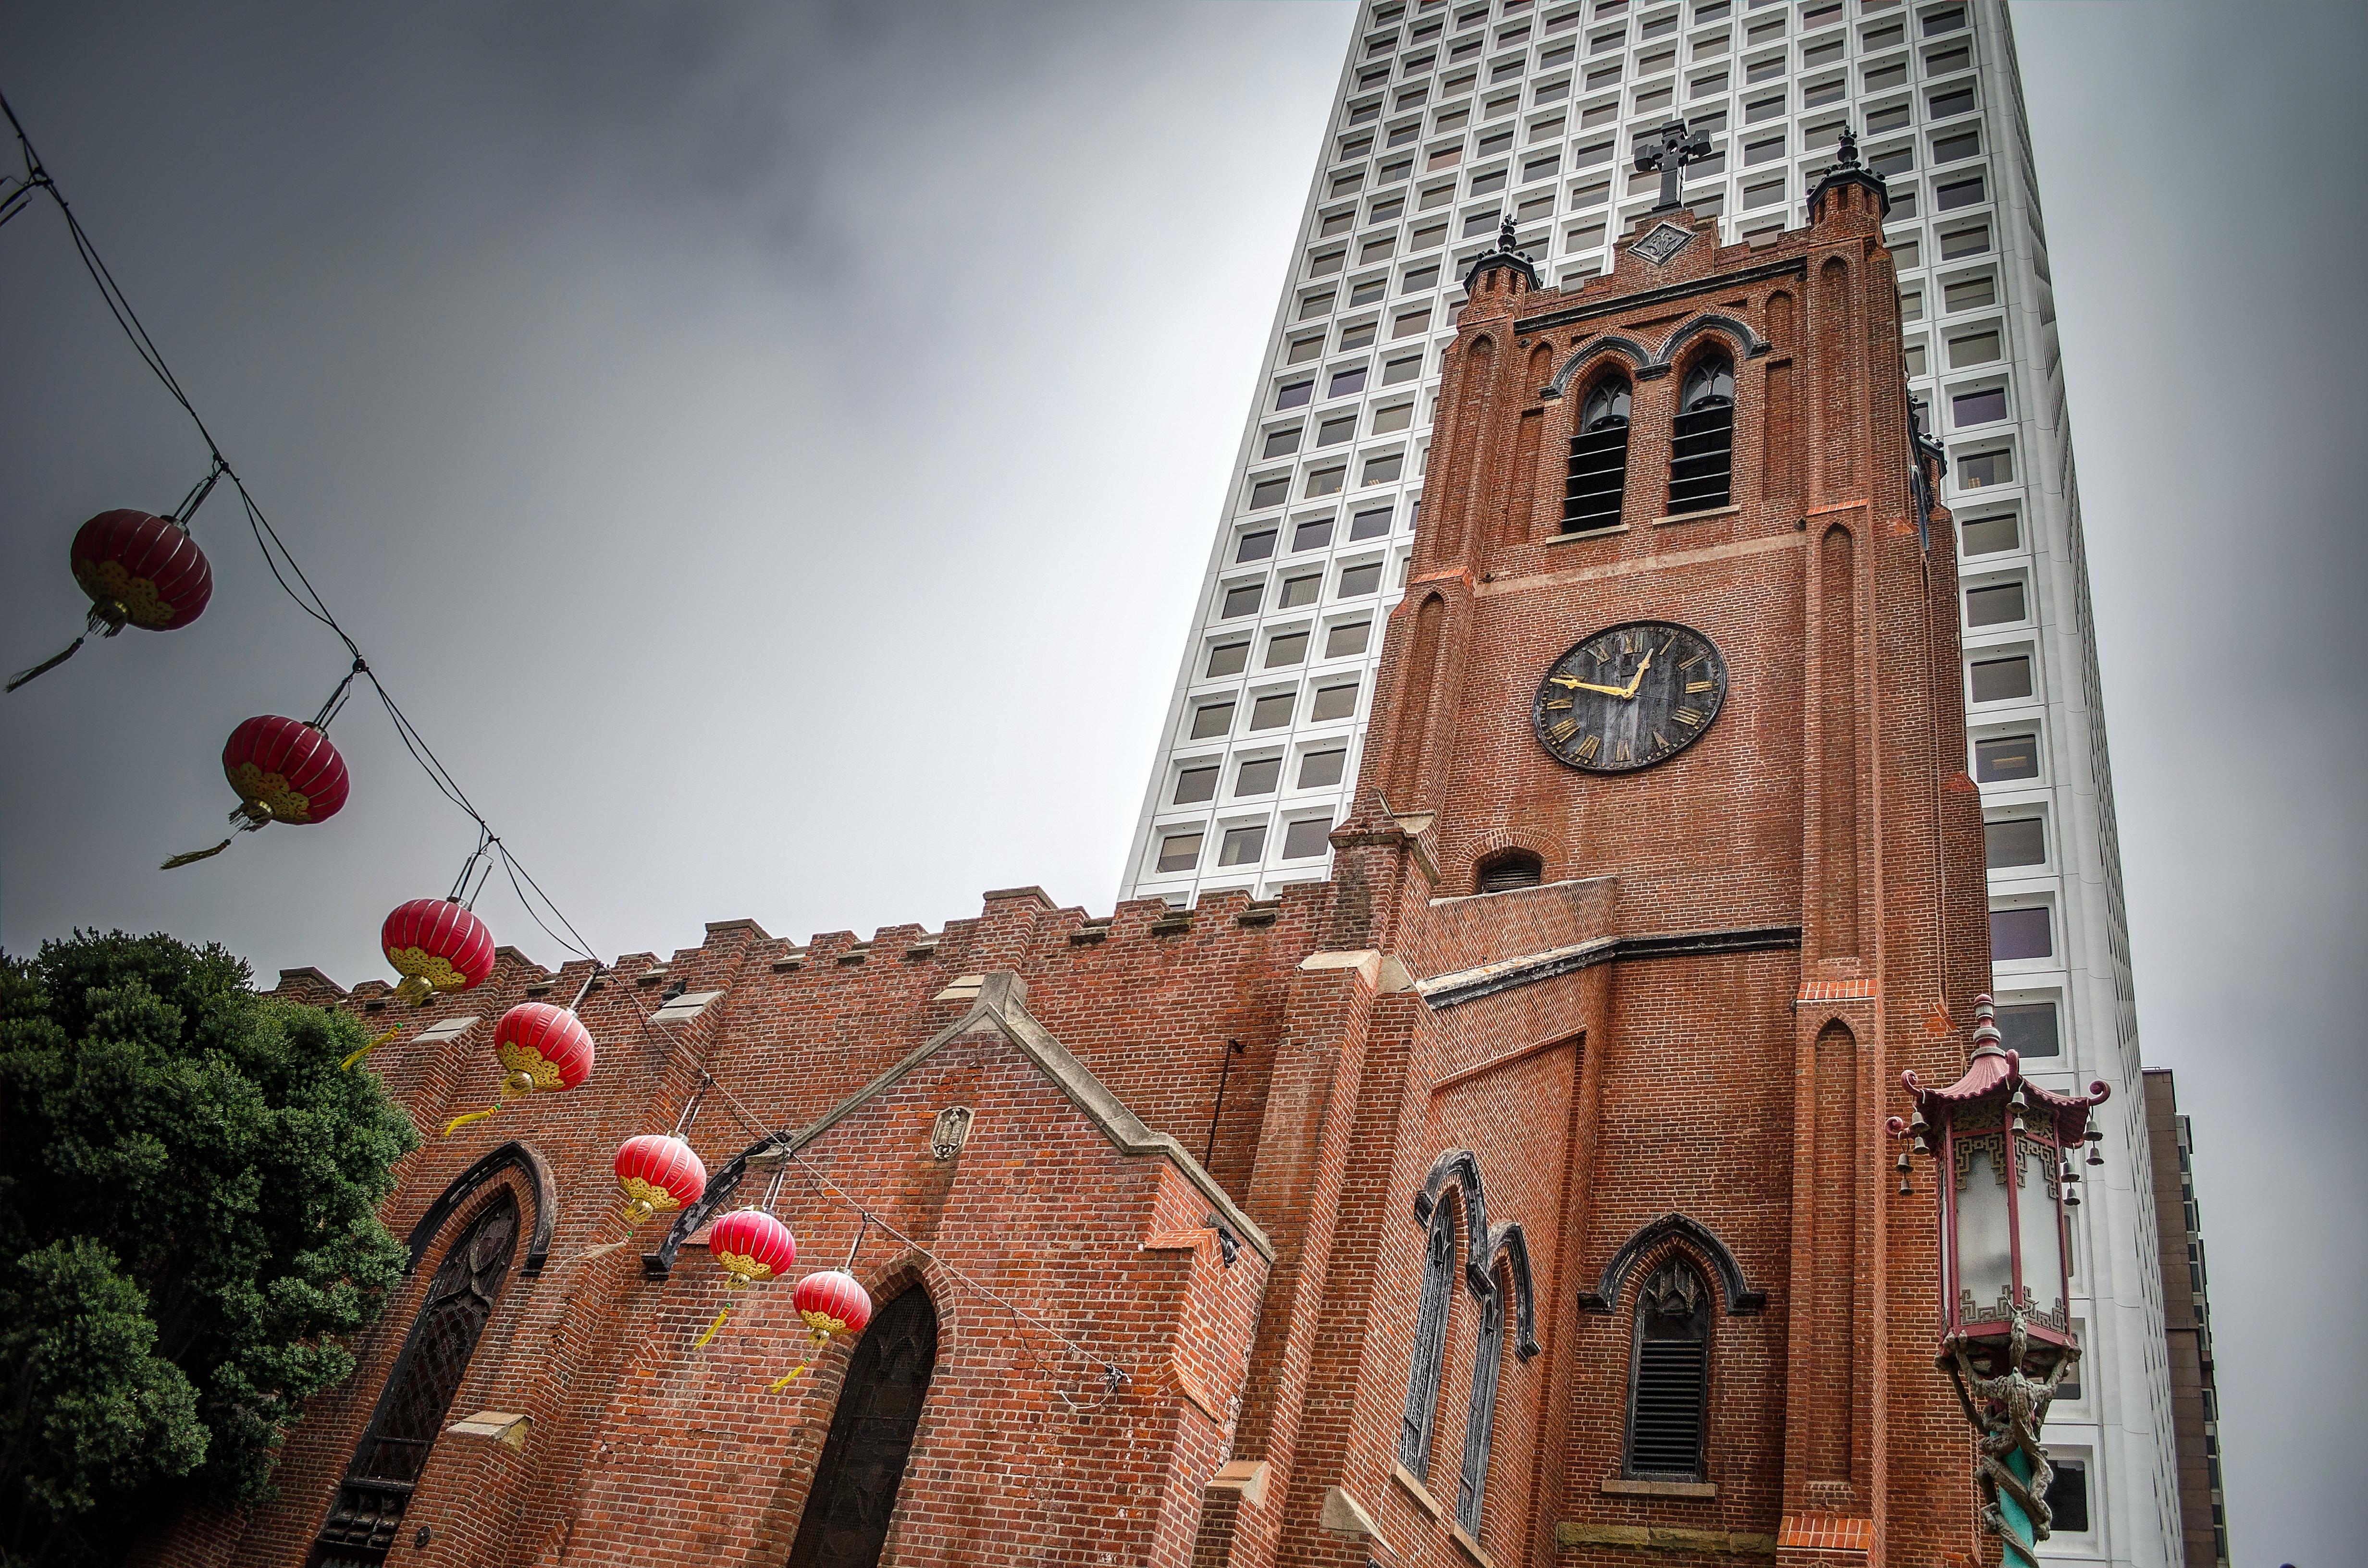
[149,143,2007,1568]
[1317,149,1996,1563]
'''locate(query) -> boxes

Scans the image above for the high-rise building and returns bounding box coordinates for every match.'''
[2145,1069,2233,1567]
[1120,0,2183,1561]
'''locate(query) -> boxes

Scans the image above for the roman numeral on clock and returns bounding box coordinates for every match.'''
[1675,707,1705,726]
[1573,734,1600,763]
[1544,698,1573,710]
[1547,718,1579,743]
[1687,680,1714,694]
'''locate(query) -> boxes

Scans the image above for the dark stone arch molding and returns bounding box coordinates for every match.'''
[1413,1149,1540,1359]
[405,1139,557,1279]
[1658,311,1768,370]
[1577,1212,1767,1315]
[1544,335,1653,399]
[1545,314,1770,400]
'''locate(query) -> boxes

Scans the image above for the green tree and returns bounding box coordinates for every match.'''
[0,931,418,1566]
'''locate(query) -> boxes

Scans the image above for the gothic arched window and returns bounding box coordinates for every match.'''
[1669,351,1737,514]
[1564,375,1633,533]
[1396,1196,1458,1479]
[1475,849,1544,894]
[1455,1267,1508,1536]
[1624,1255,1713,1481]
[788,1285,941,1568]
[308,1189,520,1568]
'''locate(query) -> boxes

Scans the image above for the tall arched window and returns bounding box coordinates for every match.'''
[1564,376,1633,532]
[1455,1271,1507,1536]
[1669,353,1737,514]
[788,1285,940,1568]
[1475,848,1544,894]
[1624,1256,1713,1481]
[1395,1196,1458,1478]
[308,1189,519,1568]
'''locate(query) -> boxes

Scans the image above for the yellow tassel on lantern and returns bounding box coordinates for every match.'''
[341,1026,401,1072]
[766,1367,809,1393]
[692,1306,732,1350]
[160,839,233,870]
[442,1104,500,1137]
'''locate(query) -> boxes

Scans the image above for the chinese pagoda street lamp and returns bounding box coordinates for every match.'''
[1889,996,2109,1568]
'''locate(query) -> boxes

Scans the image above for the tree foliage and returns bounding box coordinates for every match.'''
[0,931,418,1565]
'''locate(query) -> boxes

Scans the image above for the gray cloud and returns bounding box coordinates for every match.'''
[1,1,2357,1559]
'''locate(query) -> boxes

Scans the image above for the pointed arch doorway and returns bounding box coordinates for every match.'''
[307,1188,519,1567]
[787,1285,940,1568]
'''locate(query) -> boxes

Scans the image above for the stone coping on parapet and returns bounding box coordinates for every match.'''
[269,882,1338,1004]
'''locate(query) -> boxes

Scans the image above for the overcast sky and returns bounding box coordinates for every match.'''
[1,2,2359,1559]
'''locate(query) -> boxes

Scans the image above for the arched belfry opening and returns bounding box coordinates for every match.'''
[307,1188,521,1567]
[788,1284,941,1568]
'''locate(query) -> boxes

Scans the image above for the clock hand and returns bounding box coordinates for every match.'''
[1620,641,1668,699]
[1552,677,1635,698]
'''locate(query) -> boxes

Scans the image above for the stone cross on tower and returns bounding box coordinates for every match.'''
[1635,118,1715,211]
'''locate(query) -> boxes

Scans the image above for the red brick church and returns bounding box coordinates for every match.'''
[147,150,2003,1568]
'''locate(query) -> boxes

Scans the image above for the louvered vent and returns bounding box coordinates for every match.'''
[1564,423,1631,531]
[1668,403,1735,514]
[1625,1257,1711,1480]
[1476,852,1543,894]
[1627,1338,1708,1474]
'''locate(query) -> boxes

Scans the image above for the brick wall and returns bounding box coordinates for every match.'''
[147,174,2001,1568]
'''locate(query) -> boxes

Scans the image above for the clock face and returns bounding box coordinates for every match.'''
[1532,620,1729,772]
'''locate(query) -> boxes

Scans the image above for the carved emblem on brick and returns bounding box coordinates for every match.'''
[1629,221,1694,266]
[929,1105,974,1160]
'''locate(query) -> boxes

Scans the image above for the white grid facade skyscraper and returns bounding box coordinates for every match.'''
[1119,0,2182,1559]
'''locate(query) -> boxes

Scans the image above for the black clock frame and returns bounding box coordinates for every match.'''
[1530,619,1729,774]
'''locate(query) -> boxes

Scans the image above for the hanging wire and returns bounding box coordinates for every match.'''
[627,999,1127,1399]
[445,825,494,904]
[2,85,607,967]
[171,455,226,527]
[309,657,366,731]
[7,84,1126,1409]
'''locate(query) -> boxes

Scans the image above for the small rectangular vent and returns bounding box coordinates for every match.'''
[1628,1339,1707,1474]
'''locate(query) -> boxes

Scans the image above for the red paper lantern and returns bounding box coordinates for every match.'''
[793,1269,874,1340]
[381,898,496,1005]
[695,1208,799,1350]
[766,1267,876,1390]
[708,1208,798,1286]
[8,510,213,693]
[222,715,349,826]
[73,510,213,631]
[615,1134,708,1224]
[441,1001,594,1136]
[162,715,351,868]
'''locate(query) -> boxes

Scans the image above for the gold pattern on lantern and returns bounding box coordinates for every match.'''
[71,559,178,628]
[387,947,469,1005]
[226,762,313,823]
[496,1041,567,1091]
[714,1249,773,1284]
[618,1175,683,1217]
